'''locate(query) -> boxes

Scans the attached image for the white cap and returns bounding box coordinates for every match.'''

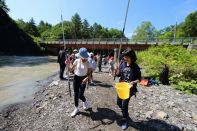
[88,52,94,57]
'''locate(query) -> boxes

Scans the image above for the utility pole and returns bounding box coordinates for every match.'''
[61,13,66,49]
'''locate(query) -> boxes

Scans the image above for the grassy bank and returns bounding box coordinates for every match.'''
[137,44,197,95]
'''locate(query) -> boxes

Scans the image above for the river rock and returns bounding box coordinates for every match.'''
[49,80,59,87]
[52,97,57,101]
[36,102,47,113]
[159,96,166,101]
[192,113,197,120]
[184,112,192,118]
[193,126,197,131]
[142,96,146,99]
[183,126,193,131]
[145,111,153,119]
[152,104,160,111]
[167,101,175,107]
[135,112,140,117]
[103,119,112,124]
[155,111,168,119]
[173,108,182,113]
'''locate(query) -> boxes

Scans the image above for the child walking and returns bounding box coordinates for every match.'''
[115,48,141,130]
[66,48,92,117]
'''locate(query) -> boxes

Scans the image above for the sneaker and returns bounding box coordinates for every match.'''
[60,77,66,80]
[83,101,89,110]
[71,107,79,117]
[90,82,96,86]
[121,119,128,130]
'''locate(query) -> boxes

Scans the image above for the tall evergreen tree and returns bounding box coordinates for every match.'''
[26,18,40,37]
[81,19,90,38]
[71,13,82,39]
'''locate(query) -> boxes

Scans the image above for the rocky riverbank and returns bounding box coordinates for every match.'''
[0,67,197,131]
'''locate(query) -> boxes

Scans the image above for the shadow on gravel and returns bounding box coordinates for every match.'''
[125,117,181,131]
[80,108,119,126]
[95,83,113,88]
[93,80,113,88]
[93,80,102,84]
[80,108,181,131]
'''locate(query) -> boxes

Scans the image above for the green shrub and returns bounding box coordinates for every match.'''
[30,35,42,46]
[137,44,197,94]
[175,80,197,94]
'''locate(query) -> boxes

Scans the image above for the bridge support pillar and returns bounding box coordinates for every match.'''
[114,48,118,62]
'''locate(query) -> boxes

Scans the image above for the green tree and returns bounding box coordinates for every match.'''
[158,25,174,39]
[176,23,186,38]
[26,18,40,37]
[132,21,157,40]
[182,11,197,37]
[71,13,82,38]
[99,28,109,38]
[91,23,102,38]
[81,19,90,39]
[41,21,72,40]
[37,20,52,35]
[0,0,9,13]
[109,28,123,38]
[15,19,27,31]
[158,23,186,39]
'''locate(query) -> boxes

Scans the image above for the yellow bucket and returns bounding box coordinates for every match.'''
[115,82,132,99]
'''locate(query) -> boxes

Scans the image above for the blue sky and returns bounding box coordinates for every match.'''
[6,0,197,37]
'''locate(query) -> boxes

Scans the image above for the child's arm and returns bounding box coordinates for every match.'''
[65,60,76,72]
[130,80,139,85]
[82,68,91,84]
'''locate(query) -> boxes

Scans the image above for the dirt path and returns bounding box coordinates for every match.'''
[0,67,197,131]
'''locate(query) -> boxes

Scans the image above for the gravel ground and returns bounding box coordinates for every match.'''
[0,66,197,131]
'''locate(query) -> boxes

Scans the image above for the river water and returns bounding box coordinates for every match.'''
[0,56,58,110]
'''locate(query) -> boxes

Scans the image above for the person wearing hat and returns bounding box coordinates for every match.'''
[69,49,78,64]
[115,48,141,130]
[66,47,92,117]
[88,52,97,85]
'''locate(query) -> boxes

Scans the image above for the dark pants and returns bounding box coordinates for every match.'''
[73,75,87,107]
[59,64,66,79]
[117,86,137,119]
[98,62,102,72]
[117,96,132,119]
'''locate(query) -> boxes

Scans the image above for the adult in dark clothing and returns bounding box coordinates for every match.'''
[57,47,67,80]
[115,48,141,130]
[98,51,103,72]
[159,64,169,85]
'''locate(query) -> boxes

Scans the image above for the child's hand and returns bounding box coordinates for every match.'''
[65,59,71,65]
[114,63,119,70]
[82,77,88,84]
[130,82,134,86]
